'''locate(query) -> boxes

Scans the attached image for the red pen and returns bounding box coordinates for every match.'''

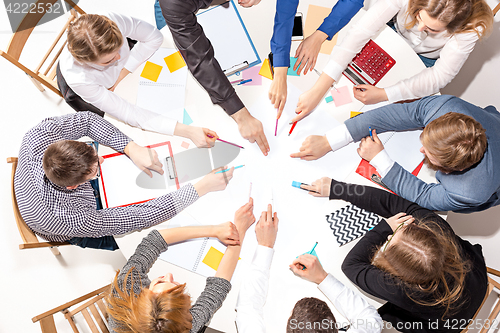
[288,121,298,136]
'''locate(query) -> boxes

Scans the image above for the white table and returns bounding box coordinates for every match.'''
[108,4,430,333]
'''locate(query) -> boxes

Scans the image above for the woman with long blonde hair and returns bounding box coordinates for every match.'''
[305,178,488,332]
[106,198,256,333]
[291,0,494,123]
[58,13,218,148]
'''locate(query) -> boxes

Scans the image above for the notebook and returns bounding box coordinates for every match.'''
[342,40,396,86]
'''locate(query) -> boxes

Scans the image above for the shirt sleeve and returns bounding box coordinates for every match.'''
[235,245,275,333]
[318,274,383,333]
[323,0,400,82]
[190,277,232,333]
[370,149,395,177]
[270,0,299,68]
[318,0,364,40]
[384,32,479,102]
[325,123,354,151]
[106,12,164,73]
[70,82,178,135]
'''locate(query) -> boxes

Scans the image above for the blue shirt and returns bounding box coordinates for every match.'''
[270,0,364,68]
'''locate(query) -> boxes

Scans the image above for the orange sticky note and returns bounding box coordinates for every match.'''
[350,111,363,118]
[140,61,163,82]
[305,5,339,54]
[164,51,186,73]
[259,58,274,80]
[202,247,224,271]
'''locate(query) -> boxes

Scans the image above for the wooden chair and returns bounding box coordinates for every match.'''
[462,267,500,333]
[0,0,85,97]
[7,157,70,255]
[32,284,111,333]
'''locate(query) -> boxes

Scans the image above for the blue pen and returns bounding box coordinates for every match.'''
[215,165,245,174]
[237,79,252,85]
[369,126,374,141]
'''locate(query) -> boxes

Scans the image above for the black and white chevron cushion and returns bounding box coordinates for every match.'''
[326,204,381,246]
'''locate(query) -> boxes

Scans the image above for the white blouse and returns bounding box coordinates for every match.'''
[322,0,480,102]
[59,12,178,135]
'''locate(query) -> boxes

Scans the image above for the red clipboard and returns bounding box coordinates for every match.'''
[356,158,424,193]
[100,141,180,208]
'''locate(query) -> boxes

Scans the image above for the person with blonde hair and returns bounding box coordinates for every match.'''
[290,0,493,122]
[58,13,218,148]
[292,95,500,212]
[106,198,256,333]
[303,177,488,332]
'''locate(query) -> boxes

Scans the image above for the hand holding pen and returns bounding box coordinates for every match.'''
[357,128,384,162]
[290,252,328,284]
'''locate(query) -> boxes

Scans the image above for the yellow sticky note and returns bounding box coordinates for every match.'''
[140,61,163,82]
[202,246,224,271]
[305,5,339,54]
[164,51,186,73]
[259,58,273,80]
[350,111,363,118]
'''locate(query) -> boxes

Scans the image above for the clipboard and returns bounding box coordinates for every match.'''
[100,142,179,208]
[197,0,261,75]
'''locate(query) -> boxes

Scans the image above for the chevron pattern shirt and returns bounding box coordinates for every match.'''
[14,112,199,242]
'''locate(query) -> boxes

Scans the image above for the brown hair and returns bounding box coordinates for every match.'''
[405,0,493,38]
[372,219,470,318]
[43,140,98,187]
[287,297,337,333]
[67,14,123,63]
[106,269,192,333]
[420,112,487,172]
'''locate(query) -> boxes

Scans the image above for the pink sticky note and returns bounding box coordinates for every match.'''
[181,141,190,149]
[331,86,352,107]
[242,66,262,86]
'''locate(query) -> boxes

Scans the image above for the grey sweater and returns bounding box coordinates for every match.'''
[108,230,232,333]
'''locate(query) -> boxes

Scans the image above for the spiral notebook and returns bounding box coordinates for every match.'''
[136,48,187,122]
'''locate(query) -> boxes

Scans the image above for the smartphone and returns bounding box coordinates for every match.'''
[292,13,304,41]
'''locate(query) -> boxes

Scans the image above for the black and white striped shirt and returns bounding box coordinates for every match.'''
[14,112,199,242]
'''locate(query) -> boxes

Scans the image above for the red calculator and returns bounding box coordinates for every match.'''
[342,40,395,86]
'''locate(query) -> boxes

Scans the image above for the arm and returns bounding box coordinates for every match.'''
[158,222,240,246]
[190,198,256,332]
[235,204,279,333]
[384,33,479,102]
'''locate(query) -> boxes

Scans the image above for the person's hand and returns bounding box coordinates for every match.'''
[124,141,163,177]
[238,0,261,7]
[269,67,288,119]
[353,85,388,105]
[193,166,234,197]
[301,177,332,197]
[357,129,384,162]
[290,135,332,160]
[108,68,131,92]
[173,123,218,148]
[294,30,328,75]
[386,212,415,231]
[234,197,256,235]
[214,222,240,246]
[255,204,279,248]
[292,73,334,123]
[289,254,328,284]
[232,107,270,156]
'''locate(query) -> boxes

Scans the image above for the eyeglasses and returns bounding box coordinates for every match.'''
[85,141,100,180]
[383,222,406,252]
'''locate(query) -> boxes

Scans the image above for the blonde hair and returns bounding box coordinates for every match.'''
[420,112,487,172]
[405,0,493,39]
[67,14,124,63]
[106,268,192,333]
[372,219,470,318]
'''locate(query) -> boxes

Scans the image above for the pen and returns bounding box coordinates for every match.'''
[314,68,337,91]
[275,117,278,136]
[249,182,252,199]
[207,134,245,149]
[215,165,245,174]
[236,79,252,85]
[230,79,243,85]
[369,126,373,141]
[302,242,319,270]
[292,181,319,194]
[288,121,297,136]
